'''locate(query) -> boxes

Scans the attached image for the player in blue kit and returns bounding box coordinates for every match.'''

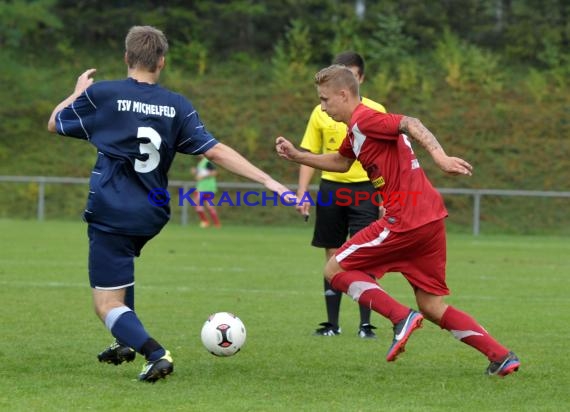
[47,25,294,383]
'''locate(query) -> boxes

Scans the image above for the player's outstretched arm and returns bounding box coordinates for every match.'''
[203,143,294,200]
[276,136,353,173]
[399,116,473,176]
[47,69,97,133]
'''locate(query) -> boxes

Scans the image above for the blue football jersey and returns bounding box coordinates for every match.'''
[54,77,219,236]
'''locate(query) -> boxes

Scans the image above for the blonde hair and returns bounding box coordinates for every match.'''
[125,26,168,72]
[314,64,359,96]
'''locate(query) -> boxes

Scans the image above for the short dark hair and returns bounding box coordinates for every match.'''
[332,51,365,77]
[125,26,168,72]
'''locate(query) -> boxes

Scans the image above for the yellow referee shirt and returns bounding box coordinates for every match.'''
[299,97,387,183]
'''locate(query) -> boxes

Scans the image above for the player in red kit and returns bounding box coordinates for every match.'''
[276,64,520,376]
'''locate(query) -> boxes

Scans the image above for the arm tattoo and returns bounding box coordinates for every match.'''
[400,116,443,153]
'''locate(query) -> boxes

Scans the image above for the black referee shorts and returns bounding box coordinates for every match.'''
[311,179,380,249]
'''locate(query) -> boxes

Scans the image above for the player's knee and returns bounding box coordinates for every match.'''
[323,257,342,282]
[92,291,125,321]
[94,301,126,322]
[417,298,447,323]
[93,301,108,321]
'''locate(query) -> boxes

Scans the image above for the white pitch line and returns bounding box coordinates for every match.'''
[0,279,568,303]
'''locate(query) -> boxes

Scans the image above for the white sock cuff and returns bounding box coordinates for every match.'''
[347,281,382,301]
[104,306,132,331]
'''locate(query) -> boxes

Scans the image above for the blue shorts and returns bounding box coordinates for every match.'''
[88,225,153,289]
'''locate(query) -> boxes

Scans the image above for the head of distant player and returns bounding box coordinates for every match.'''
[332,51,366,85]
[124,26,169,74]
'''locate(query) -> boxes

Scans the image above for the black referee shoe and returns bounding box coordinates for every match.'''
[358,323,378,339]
[313,322,341,336]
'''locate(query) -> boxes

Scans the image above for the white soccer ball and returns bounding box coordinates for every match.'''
[200,312,246,356]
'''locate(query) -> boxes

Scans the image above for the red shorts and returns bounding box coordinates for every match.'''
[335,219,449,296]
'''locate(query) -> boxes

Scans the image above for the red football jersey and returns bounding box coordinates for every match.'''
[338,104,447,232]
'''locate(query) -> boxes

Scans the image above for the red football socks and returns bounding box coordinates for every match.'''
[331,270,410,324]
[439,305,509,361]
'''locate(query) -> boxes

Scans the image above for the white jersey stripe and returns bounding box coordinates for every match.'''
[351,123,367,157]
[84,89,97,109]
[71,101,90,139]
[190,138,217,154]
[56,111,66,135]
[336,227,390,263]
[177,137,192,147]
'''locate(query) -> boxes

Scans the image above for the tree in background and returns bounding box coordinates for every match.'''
[0,0,61,48]
[271,19,313,93]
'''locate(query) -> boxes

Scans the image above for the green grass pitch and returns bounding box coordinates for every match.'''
[0,219,568,411]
